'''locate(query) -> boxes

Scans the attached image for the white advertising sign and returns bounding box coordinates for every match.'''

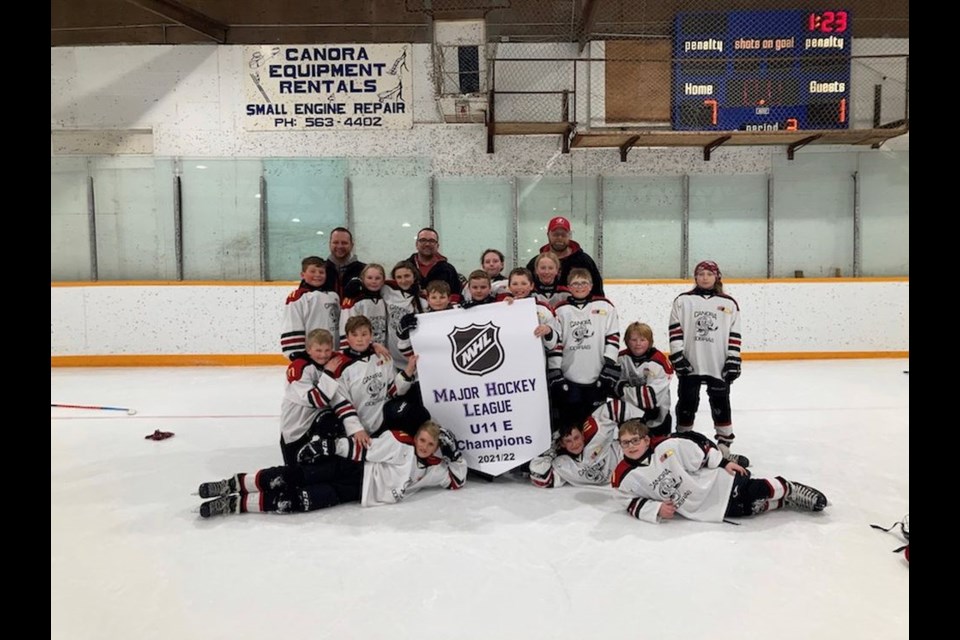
[243,44,413,131]
[410,298,552,477]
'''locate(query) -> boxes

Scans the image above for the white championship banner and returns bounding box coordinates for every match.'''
[410,298,552,477]
[243,44,413,131]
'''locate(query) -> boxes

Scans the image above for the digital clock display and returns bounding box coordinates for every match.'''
[672,9,851,131]
[808,11,849,33]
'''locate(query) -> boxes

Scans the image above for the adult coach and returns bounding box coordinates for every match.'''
[526,216,604,297]
[325,227,366,297]
[408,227,462,304]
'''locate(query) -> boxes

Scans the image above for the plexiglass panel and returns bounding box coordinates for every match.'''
[50,151,908,283]
[689,174,768,279]
[181,159,263,280]
[349,158,431,270]
[435,177,514,277]
[51,157,92,281]
[602,176,683,278]
[772,151,856,278]
[517,176,598,274]
[264,159,347,281]
[859,150,908,276]
[89,156,177,280]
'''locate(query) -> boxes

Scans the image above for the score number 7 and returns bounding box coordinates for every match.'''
[703,99,718,126]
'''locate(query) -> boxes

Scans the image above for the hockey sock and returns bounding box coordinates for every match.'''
[769,476,788,500]
[238,472,259,494]
[714,426,734,453]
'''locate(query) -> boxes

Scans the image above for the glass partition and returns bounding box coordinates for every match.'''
[859,150,909,276]
[180,159,263,280]
[51,157,93,281]
[264,158,347,282]
[89,156,177,280]
[602,176,683,279]
[772,151,856,278]
[688,174,768,279]
[436,177,514,277]
[349,158,431,270]
[50,150,909,282]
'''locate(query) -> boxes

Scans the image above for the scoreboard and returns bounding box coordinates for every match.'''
[672,9,851,131]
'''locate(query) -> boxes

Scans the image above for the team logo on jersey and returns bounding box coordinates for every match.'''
[695,314,718,338]
[448,322,504,376]
[370,315,387,342]
[366,377,386,396]
[388,305,406,334]
[571,323,595,345]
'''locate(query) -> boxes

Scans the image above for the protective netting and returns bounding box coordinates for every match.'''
[463,1,907,129]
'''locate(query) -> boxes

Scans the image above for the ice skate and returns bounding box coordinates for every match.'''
[779,477,828,512]
[198,475,240,499]
[726,452,751,468]
[199,494,240,518]
[717,441,750,468]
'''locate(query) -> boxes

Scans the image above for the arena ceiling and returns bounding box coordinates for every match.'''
[51,0,907,47]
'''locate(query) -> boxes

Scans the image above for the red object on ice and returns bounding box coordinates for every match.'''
[145,429,174,441]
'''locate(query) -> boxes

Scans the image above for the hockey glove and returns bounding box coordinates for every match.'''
[297,435,337,464]
[669,351,694,377]
[597,358,622,396]
[341,277,363,300]
[546,368,569,394]
[397,312,419,340]
[613,379,629,399]
[438,427,462,461]
[722,358,741,384]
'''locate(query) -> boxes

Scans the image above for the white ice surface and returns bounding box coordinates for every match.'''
[52,359,909,640]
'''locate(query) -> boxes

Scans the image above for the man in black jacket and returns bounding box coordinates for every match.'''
[324,227,366,298]
[408,227,462,304]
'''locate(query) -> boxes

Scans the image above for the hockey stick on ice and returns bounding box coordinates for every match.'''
[52,403,137,415]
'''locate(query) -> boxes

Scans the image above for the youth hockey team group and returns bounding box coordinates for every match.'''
[196,217,829,526]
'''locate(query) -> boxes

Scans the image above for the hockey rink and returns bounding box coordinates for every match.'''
[51,359,909,640]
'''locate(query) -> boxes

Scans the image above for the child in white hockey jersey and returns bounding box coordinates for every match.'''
[339,263,389,351]
[547,268,622,425]
[460,269,499,309]
[196,420,467,517]
[329,315,429,450]
[617,321,674,443]
[506,267,559,353]
[611,419,827,525]
[668,260,744,462]
[279,328,343,465]
[280,256,341,360]
[529,398,644,489]
[381,261,425,370]
[532,251,569,308]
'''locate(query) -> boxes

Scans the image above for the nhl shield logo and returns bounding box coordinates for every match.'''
[448,323,505,376]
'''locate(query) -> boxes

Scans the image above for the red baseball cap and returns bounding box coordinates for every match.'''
[547,216,571,232]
